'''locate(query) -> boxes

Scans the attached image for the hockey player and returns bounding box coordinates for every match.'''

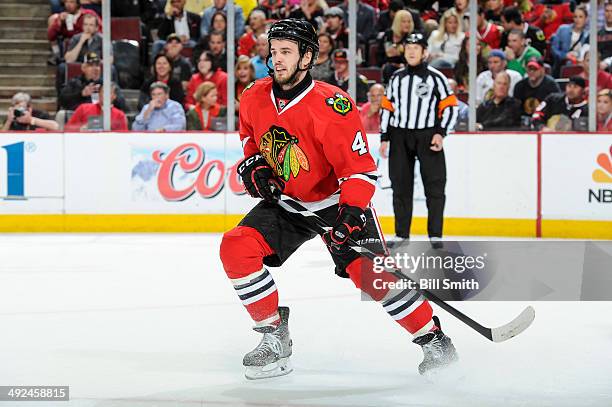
[219,18,458,380]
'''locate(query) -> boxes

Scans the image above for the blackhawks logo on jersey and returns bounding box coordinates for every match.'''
[259,125,310,181]
[326,93,352,116]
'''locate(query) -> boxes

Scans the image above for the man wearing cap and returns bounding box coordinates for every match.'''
[505,29,542,76]
[164,33,194,89]
[379,32,458,249]
[513,57,561,118]
[475,49,523,105]
[322,7,349,49]
[326,49,369,104]
[59,52,127,112]
[532,76,588,132]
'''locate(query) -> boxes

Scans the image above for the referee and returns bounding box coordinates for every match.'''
[379,33,458,248]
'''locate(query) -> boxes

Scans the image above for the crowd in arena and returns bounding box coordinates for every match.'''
[2,0,612,132]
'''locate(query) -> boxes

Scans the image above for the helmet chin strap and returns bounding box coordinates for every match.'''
[267,54,309,88]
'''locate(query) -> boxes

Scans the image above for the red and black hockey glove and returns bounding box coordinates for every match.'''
[237,153,284,202]
[322,205,367,254]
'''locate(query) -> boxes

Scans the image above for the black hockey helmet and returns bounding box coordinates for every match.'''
[267,18,319,70]
[402,32,428,49]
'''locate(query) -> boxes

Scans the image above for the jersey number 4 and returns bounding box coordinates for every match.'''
[351,131,368,156]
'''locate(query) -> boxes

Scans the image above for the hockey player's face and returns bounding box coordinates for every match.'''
[270,39,303,86]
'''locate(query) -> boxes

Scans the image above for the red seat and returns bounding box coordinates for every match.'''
[111,17,141,42]
[358,67,382,83]
[560,65,584,78]
[368,42,379,67]
[457,92,468,104]
[181,47,193,59]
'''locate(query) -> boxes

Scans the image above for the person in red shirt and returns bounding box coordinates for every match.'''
[238,9,267,57]
[65,83,128,131]
[359,83,384,132]
[219,18,458,381]
[477,6,502,50]
[185,51,228,109]
[47,0,99,65]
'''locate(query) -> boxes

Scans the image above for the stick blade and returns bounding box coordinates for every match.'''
[490,306,536,343]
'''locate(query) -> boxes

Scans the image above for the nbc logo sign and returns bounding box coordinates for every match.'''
[589,146,612,203]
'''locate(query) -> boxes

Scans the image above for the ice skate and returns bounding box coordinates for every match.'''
[243,306,293,380]
[412,316,458,375]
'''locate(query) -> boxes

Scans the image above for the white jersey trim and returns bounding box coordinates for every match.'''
[269,80,316,116]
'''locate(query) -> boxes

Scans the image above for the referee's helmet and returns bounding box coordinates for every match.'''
[403,32,428,49]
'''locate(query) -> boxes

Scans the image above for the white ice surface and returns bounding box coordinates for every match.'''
[0,234,610,407]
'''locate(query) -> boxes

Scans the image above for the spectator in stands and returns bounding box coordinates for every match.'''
[476,72,522,130]
[2,92,59,132]
[187,82,227,130]
[288,0,326,31]
[597,89,612,131]
[139,53,185,110]
[154,0,202,59]
[579,48,612,93]
[208,31,228,72]
[235,55,256,112]
[378,1,410,36]
[185,51,228,109]
[448,78,468,124]
[530,0,574,41]
[551,5,590,78]
[49,0,63,14]
[164,0,212,15]
[358,83,384,132]
[449,0,469,31]
[500,7,547,56]
[428,8,465,69]
[599,2,612,60]
[251,33,270,79]
[326,49,369,104]
[484,0,504,24]
[532,76,589,132]
[59,52,127,112]
[402,0,440,25]
[476,49,523,105]
[163,34,194,89]
[454,36,489,92]
[238,10,267,57]
[64,13,102,63]
[505,29,542,76]
[322,7,349,49]
[47,0,99,65]
[378,10,414,83]
[193,11,227,65]
[65,82,128,131]
[514,57,561,118]
[339,0,377,44]
[133,82,186,131]
[477,6,502,50]
[201,0,245,40]
[312,33,335,81]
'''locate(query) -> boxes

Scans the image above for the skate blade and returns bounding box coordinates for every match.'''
[422,358,464,384]
[245,357,293,380]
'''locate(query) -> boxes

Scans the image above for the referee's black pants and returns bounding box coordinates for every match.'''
[388,127,446,238]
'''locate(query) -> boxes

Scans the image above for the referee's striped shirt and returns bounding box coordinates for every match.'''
[380,64,459,141]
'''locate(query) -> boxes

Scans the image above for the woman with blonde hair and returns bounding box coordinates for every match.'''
[597,89,612,132]
[187,81,226,131]
[427,8,465,69]
[235,55,256,112]
[378,9,416,82]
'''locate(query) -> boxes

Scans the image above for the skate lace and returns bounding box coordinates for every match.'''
[255,332,282,357]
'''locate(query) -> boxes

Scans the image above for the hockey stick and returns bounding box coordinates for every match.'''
[276,196,535,343]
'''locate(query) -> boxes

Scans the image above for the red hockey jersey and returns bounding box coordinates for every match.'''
[239,77,377,208]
